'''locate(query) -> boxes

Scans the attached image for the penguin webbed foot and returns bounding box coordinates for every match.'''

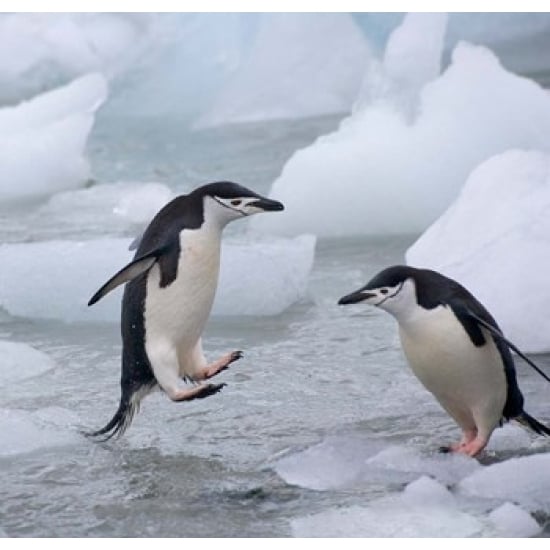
[202,350,243,380]
[169,383,226,402]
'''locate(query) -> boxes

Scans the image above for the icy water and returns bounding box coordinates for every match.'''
[1,115,550,537]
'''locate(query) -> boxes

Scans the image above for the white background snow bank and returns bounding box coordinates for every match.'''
[0,73,107,204]
[0,235,315,322]
[407,150,550,352]
[253,15,550,237]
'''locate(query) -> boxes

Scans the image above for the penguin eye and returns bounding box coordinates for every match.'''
[380,289,389,295]
[231,199,242,206]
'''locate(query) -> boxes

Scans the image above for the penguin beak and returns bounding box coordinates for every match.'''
[249,197,284,212]
[338,289,377,305]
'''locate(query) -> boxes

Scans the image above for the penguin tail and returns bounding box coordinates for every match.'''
[83,385,151,442]
[516,411,550,437]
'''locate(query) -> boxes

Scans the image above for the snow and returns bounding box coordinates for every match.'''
[0,73,107,204]
[0,407,80,456]
[195,13,370,128]
[407,150,550,352]
[488,502,541,537]
[0,341,56,386]
[253,15,550,238]
[458,452,550,511]
[0,235,315,323]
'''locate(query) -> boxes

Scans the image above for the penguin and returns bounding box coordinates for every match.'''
[338,265,550,457]
[86,181,284,440]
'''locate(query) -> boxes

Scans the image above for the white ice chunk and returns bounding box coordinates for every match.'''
[401,475,455,507]
[253,21,550,238]
[488,502,541,538]
[458,452,550,511]
[486,423,534,453]
[0,341,55,386]
[0,235,315,322]
[214,235,315,316]
[292,475,484,537]
[407,150,550,352]
[195,13,370,127]
[0,407,80,456]
[365,444,480,485]
[273,435,386,490]
[0,73,107,204]
[274,436,480,491]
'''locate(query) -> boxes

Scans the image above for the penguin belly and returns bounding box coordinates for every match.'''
[144,230,221,380]
[398,305,507,435]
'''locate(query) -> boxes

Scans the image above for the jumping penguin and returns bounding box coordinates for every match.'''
[338,265,550,457]
[86,181,284,440]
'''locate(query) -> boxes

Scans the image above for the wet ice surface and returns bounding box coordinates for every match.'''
[1,116,550,537]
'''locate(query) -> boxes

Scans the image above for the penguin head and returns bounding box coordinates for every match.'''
[194,181,284,227]
[338,265,421,319]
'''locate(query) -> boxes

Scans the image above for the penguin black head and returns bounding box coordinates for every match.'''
[338,265,421,313]
[338,264,474,317]
[192,181,284,225]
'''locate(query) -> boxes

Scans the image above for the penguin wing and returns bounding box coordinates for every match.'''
[464,308,550,384]
[88,247,166,306]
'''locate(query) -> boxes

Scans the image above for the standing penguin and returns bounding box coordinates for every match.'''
[338,265,550,456]
[86,181,284,440]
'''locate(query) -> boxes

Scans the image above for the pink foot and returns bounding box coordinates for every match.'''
[439,430,477,454]
[456,436,488,457]
[202,350,243,379]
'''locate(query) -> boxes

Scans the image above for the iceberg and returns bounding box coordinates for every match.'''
[407,150,550,352]
[195,13,370,128]
[0,73,107,204]
[0,235,315,322]
[252,15,550,237]
[0,13,159,104]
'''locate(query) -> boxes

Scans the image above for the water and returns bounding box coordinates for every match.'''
[1,115,550,537]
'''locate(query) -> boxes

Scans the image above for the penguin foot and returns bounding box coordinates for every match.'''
[456,436,488,457]
[202,350,243,379]
[168,383,226,402]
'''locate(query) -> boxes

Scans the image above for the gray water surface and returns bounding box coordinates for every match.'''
[1,116,549,537]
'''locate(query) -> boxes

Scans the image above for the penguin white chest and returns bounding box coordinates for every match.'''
[144,228,221,347]
[398,305,507,421]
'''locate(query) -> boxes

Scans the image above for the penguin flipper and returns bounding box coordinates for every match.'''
[88,253,158,306]
[465,309,550,384]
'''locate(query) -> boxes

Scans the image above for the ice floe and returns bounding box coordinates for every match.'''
[458,452,550,512]
[0,235,315,322]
